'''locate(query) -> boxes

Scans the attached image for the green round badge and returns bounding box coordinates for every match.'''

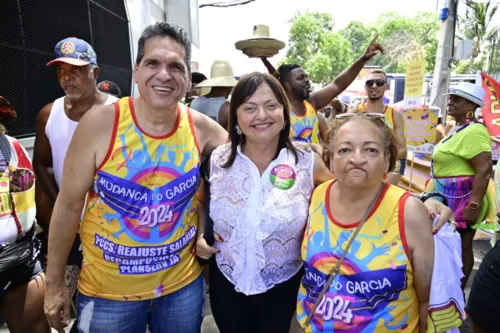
[270,164,296,190]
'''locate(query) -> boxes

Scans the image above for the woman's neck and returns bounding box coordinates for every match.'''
[330,181,384,224]
[241,139,280,173]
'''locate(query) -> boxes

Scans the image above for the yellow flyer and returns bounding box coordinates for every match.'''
[403,108,438,153]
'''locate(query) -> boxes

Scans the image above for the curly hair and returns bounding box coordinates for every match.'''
[322,115,398,173]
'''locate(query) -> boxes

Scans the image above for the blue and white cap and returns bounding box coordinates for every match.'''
[444,82,485,107]
[46,37,97,67]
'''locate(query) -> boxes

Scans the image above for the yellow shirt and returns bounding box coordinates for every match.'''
[297,180,419,332]
[78,97,202,300]
[290,101,321,144]
[356,104,396,130]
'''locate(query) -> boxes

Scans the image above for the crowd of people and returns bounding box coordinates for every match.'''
[0,21,499,333]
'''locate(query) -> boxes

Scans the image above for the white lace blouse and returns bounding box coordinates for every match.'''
[209,143,314,295]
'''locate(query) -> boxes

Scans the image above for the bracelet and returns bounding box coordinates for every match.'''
[419,192,448,207]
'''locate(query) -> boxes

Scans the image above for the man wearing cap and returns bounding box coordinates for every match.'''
[44,22,227,332]
[33,37,117,331]
[270,35,383,144]
[354,69,407,185]
[97,80,122,98]
[190,60,237,130]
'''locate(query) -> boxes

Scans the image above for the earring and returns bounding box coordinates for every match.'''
[235,125,242,135]
[465,110,474,123]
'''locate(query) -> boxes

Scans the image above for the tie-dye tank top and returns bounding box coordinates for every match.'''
[290,101,320,144]
[297,180,419,333]
[357,104,395,130]
[78,97,202,300]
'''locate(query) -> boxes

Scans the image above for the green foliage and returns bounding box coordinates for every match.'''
[285,11,352,85]
[457,0,499,73]
[284,10,439,84]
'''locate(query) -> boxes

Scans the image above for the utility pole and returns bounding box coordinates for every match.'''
[430,0,458,115]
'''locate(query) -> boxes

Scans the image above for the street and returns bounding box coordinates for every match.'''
[0,239,491,333]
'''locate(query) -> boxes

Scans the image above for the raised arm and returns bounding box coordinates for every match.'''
[404,196,434,333]
[44,105,115,330]
[309,34,384,110]
[33,103,57,232]
[261,57,276,75]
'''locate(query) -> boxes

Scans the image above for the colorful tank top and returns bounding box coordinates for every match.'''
[297,180,419,333]
[78,97,202,301]
[290,101,320,144]
[357,104,395,130]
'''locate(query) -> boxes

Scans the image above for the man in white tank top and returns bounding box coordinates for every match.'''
[32,37,117,332]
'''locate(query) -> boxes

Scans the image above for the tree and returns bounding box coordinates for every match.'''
[460,0,499,72]
[284,11,439,84]
[285,11,353,85]
[340,21,372,57]
[371,11,438,73]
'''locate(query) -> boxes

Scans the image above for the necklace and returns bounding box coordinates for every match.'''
[430,122,483,199]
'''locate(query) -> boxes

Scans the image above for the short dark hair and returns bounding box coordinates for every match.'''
[136,22,191,72]
[367,70,388,82]
[275,64,301,86]
[223,72,299,168]
[191,72,207,85]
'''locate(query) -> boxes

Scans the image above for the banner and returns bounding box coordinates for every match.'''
[403,60,426,109]
[403,108,438,154]
[481,72,500,137]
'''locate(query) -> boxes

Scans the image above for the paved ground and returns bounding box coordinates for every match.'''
[0,240,491,333]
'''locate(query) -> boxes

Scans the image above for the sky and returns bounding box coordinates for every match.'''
[192,0,441,76]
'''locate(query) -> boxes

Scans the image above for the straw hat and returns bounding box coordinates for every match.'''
[235,24,286,58]
[196,60,238,88]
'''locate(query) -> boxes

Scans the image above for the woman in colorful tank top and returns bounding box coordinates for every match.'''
[425,82,495,291]
[0,96,50,332]
[195,72,333,333]
[297,112,435,332]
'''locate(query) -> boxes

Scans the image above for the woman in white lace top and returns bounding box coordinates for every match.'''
[196,72,332,332]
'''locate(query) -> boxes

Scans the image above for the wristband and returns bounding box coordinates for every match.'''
[419,192,448,207]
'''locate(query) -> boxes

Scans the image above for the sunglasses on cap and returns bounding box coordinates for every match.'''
[336,112,385,120]
[365,79,386,87]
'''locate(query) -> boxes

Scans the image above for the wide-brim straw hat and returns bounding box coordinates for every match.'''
[196,60,238,88]
[235,24,286,58]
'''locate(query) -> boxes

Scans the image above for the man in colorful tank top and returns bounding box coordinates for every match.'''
[263,35,384,144]
[355,70,407,185]
[44,22,228,333]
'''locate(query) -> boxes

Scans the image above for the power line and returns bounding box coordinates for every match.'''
[199,0,256,8]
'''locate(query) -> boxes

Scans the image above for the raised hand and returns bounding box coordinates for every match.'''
[361,34,384,62]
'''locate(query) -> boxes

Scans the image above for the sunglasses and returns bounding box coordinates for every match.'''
[365,79,386,87]
[336,112,385,120]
